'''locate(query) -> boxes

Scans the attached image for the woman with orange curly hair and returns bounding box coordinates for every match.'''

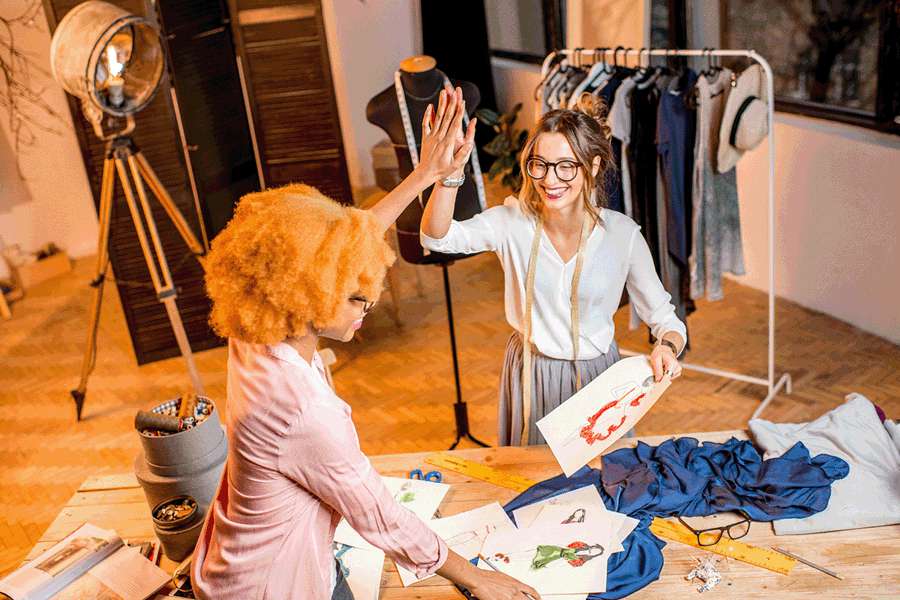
[421,99,687,446]
[192,88,539,600]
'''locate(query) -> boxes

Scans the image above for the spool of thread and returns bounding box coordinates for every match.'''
[135,410,182,433]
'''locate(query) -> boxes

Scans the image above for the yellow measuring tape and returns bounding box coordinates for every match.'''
[425,453,797,575]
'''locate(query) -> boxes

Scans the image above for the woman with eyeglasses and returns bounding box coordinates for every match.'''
[421,97,686,446]
[192,88,540,600]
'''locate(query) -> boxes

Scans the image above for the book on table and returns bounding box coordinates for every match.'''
[0,523,169,600]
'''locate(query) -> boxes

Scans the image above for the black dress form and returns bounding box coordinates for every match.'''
[367,66,483,265]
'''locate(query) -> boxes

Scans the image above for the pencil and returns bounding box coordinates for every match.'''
[477,554,538,600]
[773,547,843,580]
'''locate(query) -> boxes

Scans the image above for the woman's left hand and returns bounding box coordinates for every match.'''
[650,344,682,382]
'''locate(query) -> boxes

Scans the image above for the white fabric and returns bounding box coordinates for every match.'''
[749,393,900,535]
[885,419,900,453]
[420,196,687,360]
[567,62,610,109]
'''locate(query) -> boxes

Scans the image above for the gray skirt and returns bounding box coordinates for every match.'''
[498,332,621,446]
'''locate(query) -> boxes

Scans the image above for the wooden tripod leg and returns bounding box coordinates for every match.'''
[72,155,116,420]
[134,152,207,256]
[161,296,206,396]
[118,153,206,397]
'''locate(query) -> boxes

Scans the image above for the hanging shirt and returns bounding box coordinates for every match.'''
[609,77,637,218]
[191,339,447,600]
[420,197,687,360]
[657,69,698,267]
[691,69,746,301]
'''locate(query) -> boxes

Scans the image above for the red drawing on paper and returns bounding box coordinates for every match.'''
[576,377,654,446]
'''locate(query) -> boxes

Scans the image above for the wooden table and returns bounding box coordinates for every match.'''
[26,430,900,598]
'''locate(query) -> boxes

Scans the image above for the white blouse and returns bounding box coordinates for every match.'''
[420,196,687,360]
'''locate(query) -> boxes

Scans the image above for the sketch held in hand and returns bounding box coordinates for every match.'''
[538,356,671,476]
[574,376,655,446]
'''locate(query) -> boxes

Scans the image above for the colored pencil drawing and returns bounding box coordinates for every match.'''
[482,524,609,594]
[332,542,385,600]
[562,508,586,524]
[567,375,655,447]
[393,481,416,504]
[532,542,605,569]
[444,523,498,549]
[537,356,671,476]
[491,541,605,570]
[333,543,353,578]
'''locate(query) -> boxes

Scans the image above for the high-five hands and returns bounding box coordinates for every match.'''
[417,86,477,182]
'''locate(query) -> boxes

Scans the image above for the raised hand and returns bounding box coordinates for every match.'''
[417,86,477,183]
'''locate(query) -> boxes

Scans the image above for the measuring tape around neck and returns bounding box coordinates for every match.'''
[393,70,486,211]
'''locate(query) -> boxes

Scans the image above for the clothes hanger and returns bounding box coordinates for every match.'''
[534,52,565,100]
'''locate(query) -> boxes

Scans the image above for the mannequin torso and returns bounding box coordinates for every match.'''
[367,60,483,264]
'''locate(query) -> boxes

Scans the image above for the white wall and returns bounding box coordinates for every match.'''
[0,5,97,279]
[320,0,421,198]
[733,115,900,343]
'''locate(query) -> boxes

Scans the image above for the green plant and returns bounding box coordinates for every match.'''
[475,103,528,193]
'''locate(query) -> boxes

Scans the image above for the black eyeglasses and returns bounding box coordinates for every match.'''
[677,512,751,546]
[525,157,581,182]
[349,295,375,314]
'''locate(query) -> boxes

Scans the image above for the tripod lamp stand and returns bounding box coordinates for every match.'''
[50,1,206,420]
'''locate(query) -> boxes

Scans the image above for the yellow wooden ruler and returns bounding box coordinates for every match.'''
[425,453,536,492]
[650,517,796,575]
[425,453,797,575]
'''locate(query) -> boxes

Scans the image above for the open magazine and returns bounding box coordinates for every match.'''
[0,524,169,600]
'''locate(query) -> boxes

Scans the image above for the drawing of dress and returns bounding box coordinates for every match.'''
[334,543,352,578]
[562,508,586,524]
[393,481,416,504]
[530,542,604,569]
[562,375,656,447]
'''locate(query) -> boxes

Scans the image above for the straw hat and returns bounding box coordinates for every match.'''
[717,65,768,173]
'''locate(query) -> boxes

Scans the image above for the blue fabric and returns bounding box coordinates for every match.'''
[503,436,849,599]
[599,75,625,214]
[657,69,698,267]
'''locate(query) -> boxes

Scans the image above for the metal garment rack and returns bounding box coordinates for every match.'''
[540,47,792,420]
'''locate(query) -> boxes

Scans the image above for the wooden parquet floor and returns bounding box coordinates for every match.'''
[1,219,898,577]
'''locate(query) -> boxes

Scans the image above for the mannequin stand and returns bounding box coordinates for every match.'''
[72,136,206,421]
[441,263,489,449]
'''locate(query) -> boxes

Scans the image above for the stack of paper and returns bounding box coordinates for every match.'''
[333,479,638,598]
[481,485,638,597]
[332,476,450,600]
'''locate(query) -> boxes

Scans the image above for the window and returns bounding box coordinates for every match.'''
[654,0,899,134]
[484,0,566,64]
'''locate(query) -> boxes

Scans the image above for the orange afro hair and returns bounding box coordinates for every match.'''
[204,184,395,344]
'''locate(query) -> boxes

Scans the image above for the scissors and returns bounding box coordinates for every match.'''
[408,468,442,483]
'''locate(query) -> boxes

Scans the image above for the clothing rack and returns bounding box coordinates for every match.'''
[540,47,791,420]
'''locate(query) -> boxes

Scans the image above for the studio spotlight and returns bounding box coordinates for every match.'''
[50,1,206,420]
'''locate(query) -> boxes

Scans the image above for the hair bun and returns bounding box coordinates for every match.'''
[575,94,612,140]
